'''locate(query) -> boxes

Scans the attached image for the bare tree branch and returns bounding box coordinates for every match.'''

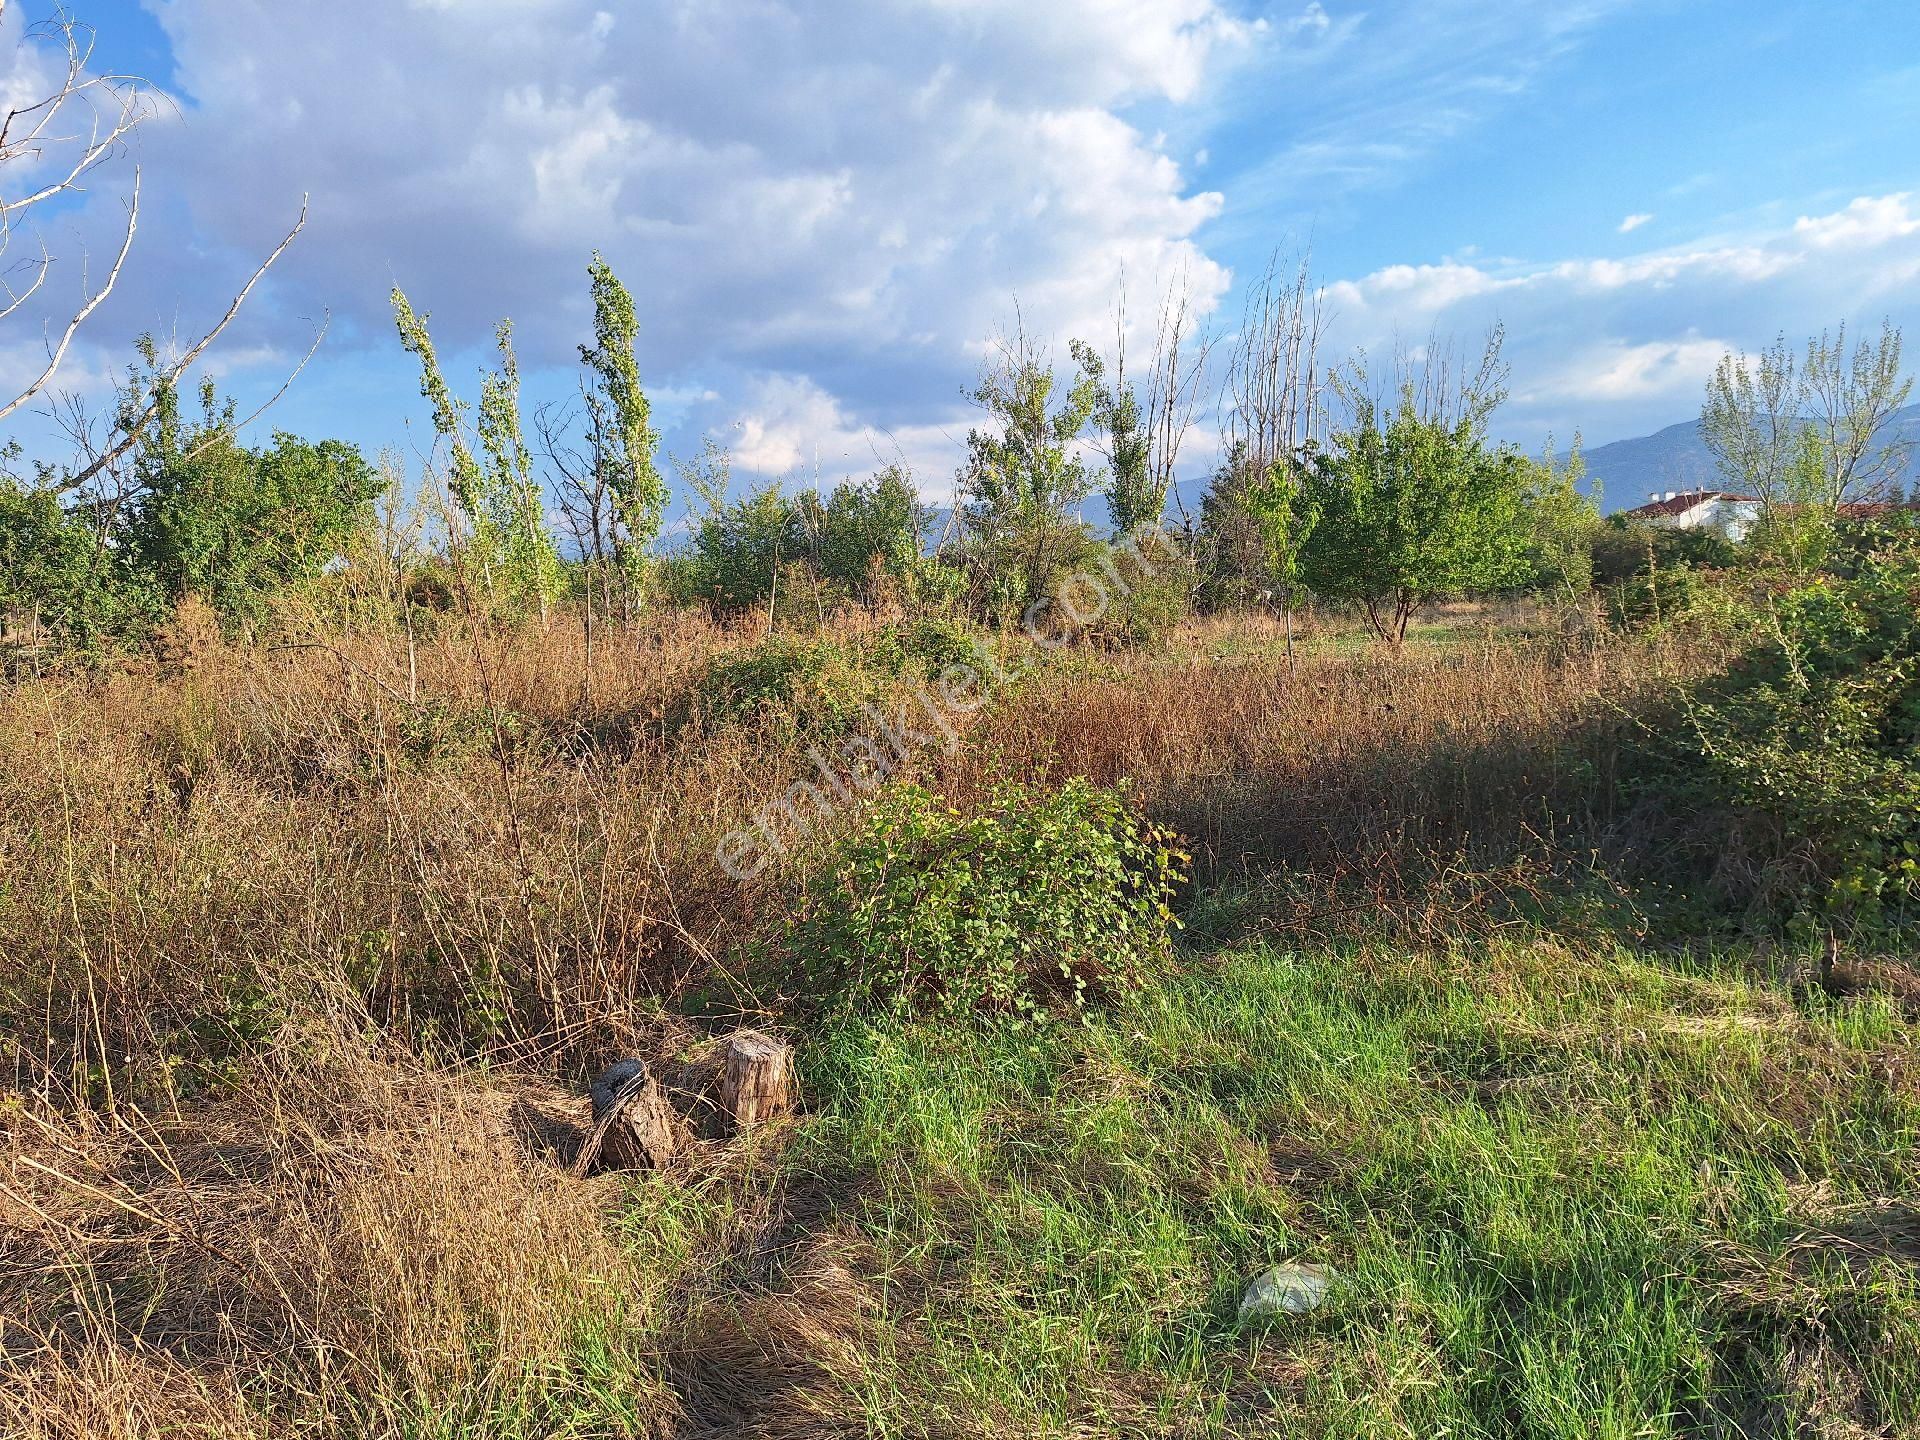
[53,195,310,493]
[0,167,137,423]
[180,308,332,464]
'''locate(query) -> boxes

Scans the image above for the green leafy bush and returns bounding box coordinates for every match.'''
[1070,534,1194,647]
[1651,531,1920,934]
[0,481,156,651]
[690,635,878,736]
[685,467,928,617]
[860,617,979,678]
[786,779,1188,1020]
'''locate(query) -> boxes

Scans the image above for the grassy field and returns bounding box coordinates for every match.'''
[3,605,1915,1437]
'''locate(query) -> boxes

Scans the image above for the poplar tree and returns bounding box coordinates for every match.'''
[392,289,563,610]
[579,253,666,593]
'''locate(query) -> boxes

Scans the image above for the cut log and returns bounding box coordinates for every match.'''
[576,1058,684,1173]
[718,1030,795,1129]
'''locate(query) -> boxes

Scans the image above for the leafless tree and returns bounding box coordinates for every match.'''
[0,0,150,422]
[0,2,308,485]
[539,387,615,570]
[1221,252,1327,477]
[1802,319,1913,507]
[1139,265,1213,538]
[1703,320,1913,526]
[1332,324,1509,437]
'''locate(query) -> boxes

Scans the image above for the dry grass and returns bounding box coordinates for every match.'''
[0,606,1698,1098]
[1,603,1757,1436]
[1,1021,680,1436]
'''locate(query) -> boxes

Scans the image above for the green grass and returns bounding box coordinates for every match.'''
[735,934,1920,1437]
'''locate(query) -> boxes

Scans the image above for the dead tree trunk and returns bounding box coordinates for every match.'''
[576,1059,684,1173]
[718,1031,795,1129]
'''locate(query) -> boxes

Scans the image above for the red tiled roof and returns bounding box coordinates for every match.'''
[1623,491,1758,519]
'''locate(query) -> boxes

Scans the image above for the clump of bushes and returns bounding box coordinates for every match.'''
[689,634,877,735]
[686,618,999,739]
[859,616,979,678]
[1649,528,1920,935]
[1591,516,1737,628]
[784,778,1188,1020]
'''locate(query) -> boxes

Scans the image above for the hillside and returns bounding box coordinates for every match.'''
[1582,404,1920,512]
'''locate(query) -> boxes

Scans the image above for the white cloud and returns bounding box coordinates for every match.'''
[1320,192,1920,444]
[1550,245,1800,290]
[1324,260,1512,316]
[65,0,1243,445]
[726,371,970,497]
[1542,337,1731,402]
[1285,2,1334,38]
[1617,212,1653,233]
[1793,192,1919,250]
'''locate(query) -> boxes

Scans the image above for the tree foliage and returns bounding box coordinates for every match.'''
[1070,338,1161,536]
[1,346,378,648]
[120,377,381,624]
[579,252,665,587]
[1702,320,1913,566]
[1299,335,1533,643]
[957,333,1100,616]
[392,290,563,611]
[687,462,926,616]
[1522,437,1601,596]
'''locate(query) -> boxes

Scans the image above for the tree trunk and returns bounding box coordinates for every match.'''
[577,1059,684,1173]
[718,1030,795,1129]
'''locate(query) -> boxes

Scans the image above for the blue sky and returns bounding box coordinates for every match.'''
[5,0,1919,506]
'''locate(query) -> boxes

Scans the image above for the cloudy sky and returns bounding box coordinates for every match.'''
[5,0,1919,504]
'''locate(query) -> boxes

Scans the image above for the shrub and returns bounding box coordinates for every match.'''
[1069,534,1194,647]
[804,465,926,603]
[1648,532,1920,934]
[860,617,979,679]
[0,480,155,650]
[121,429,383,628]
[690,634,877,736]
[785,779,1188,1020]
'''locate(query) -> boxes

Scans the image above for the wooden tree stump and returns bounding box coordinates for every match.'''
[718,1031,794,1129]
[576,1058,684,1173]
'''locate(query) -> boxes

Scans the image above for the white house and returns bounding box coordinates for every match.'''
[1622,490,1763,541]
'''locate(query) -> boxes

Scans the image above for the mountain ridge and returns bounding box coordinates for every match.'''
[1578,403,1920,513]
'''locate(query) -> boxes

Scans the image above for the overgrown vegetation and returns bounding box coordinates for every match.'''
[785,777,1187,1020]
[4,45,1918,1422]
[1643,520,1920,937]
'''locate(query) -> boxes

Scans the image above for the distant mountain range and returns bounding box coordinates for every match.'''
[1579,404,1920,513]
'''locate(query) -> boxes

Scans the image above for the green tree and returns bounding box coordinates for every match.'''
[1299,337,1532,644]
[805,465,926,603]
[957,331,1100,617]
[2,343,377,645]
[1243,457,1317,664]
[121,418,380,626]
[392,289,562,611]
[1195,442,1317,651]
[691,483,805,613]
[578,252,665,590]
[0,479,145,649]
[476,320,565,612]
[1522,437,1601,596]
[1070,338,1161,536]
[1196,443,1265,609]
